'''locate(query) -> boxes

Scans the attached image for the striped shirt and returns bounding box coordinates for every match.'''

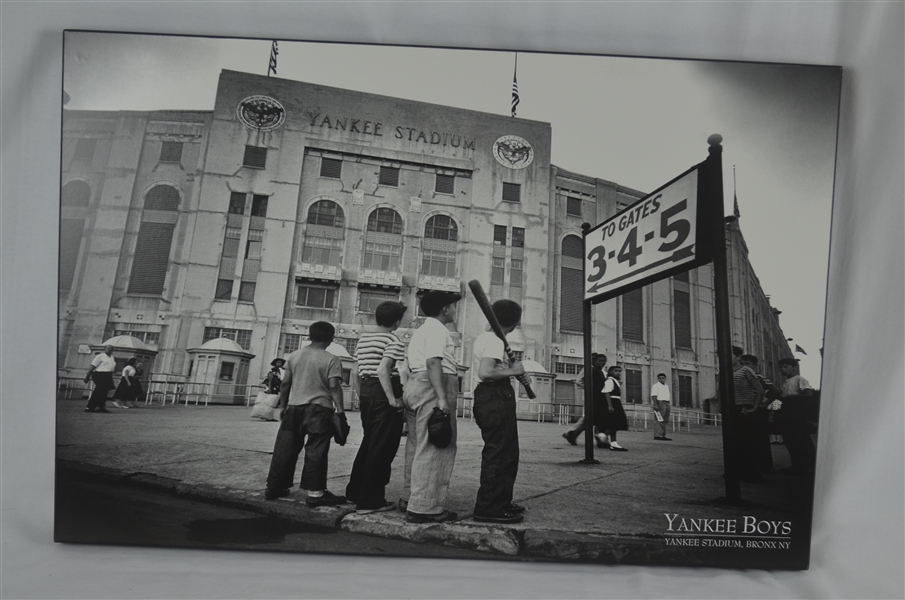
[354,331,405,378]
[733,365,760,406]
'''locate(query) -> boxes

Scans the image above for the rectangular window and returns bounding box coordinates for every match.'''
[359,289,398,313]
[215,279,233,300]
[238,281,256,302]
[302,236,343,267]
[422,248,457,278]
[511,351,525,362]
[73,138,97,161]
[244,239,262,260]
[566,197,582,216]
[203,327,252,350]
[622,287,644,341]
[674,289,692,348]
[159,141,183,163]
[560,267,584,331]
[502,182,521,203]
[491,257,506,285]
[320,157,342,178]
[678,374,694,408]
[338,337,358,355]
[112,330,161,346]
[674,270,689,283]
[282,333,303,355]
[510,259,523,288]
[554,362,581,375]
[362,241,401,271]
[219,362,235,381]
[228,192,246,215]
[435,173,455,195]
[242,146,267,169]
[250,195,268,217]
[379,166,400,187]
[493,225,507,246]
[512,227,525,248]
[623,367,643,404]
[296,284,336,309]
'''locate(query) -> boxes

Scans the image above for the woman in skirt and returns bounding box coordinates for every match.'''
[597,365,629,451]
[112,358,142,408]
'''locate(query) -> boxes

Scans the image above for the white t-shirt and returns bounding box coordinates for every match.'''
[650,381,671,403]
[122,365,136,378]
[91,353,117,372]
[471,331,508,384]
[781,375,812,397]
[406,317,457,374]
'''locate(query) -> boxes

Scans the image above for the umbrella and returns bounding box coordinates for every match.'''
[100,335,152,351]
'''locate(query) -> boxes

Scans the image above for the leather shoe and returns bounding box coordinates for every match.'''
[505,503,526,514]
[264,487,291,500]
[562,432,577,446]
[306,490,346,507]
[473,511,524,524]
[406,510,457,524]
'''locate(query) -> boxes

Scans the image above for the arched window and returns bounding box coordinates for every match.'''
[560,235,583,331]
[301,200,345,267]
[362,208,403,272]
[421,215,458,278]
[128,184,180,295]
[61,180,91,207]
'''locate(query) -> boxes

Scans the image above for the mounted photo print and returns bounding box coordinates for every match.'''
[56,30,841,570]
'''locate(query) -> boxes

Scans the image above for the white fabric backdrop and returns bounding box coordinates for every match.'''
[2,3,902,598]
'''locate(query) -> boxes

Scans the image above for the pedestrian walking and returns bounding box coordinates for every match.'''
[598,365,629,451]
[111,358,142,409]
[345,301,408,514]
[264,321,348,506]
[562,353,606,446]
[401,290,461,523]
[651,372,672,441]
[84,345,116,413]
[471,299,527,524]
[262,358,286,394]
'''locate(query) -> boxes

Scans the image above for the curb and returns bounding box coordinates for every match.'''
[57,459,693,563]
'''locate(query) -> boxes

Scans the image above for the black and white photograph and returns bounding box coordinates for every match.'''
[54,30,838,570]
[2,3,902,599]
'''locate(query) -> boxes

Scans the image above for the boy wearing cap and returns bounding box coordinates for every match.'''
[401,290,461,523]
[471,299,527,524]
[345,301,408,514]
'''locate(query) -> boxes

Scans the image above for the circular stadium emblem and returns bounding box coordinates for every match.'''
[236,95,286,132]
[492,135,534,169]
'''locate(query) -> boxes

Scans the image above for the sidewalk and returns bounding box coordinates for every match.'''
[55,400,814,567]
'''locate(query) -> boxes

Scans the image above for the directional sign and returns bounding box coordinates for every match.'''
[584,165,714,303]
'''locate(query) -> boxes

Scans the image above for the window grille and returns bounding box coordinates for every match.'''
[674,289,692,348]
[307,200,345,228]
[512,227,525,248]
[424,215,458,241]
[502,182,521,203]
[238,281,256,302]
[128,185,180,295]
[320,157,342,178]
[622,287,644,341]
[678,373,694,408]
[623,367,643,404]
[566,197,582,216]
[359,289,398,313]
[367,207,403,234]
[229,192,246,215]
[560,235,584,332]
[243,146,267,169]
[214,279,233,300]
[203,327,252,350]
[159,141,183,163]
[379,166,400,187]
[435,173,455,195]
[493,225,507,246]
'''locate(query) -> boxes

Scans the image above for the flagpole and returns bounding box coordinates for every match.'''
[511,53,520,117]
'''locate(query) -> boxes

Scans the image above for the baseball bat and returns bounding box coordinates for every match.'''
[467,279,536,399]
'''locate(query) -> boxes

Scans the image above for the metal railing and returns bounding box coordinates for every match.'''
[554,402,722,430]
[57,376,260,407]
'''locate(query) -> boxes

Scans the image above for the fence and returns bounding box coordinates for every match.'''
[554,402,722,430]
[57,376,260,407]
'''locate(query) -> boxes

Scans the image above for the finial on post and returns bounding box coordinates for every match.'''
[581,222,591,235]
[708,133,723,147]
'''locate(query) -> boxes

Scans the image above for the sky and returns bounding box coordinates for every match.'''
[62,32,840,383]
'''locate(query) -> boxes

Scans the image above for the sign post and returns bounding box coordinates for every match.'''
[580,136,736,493]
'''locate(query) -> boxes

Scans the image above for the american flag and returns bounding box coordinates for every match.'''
[733,192,741,219]
[511,56,520,117]
[268,41,278,77]
[795,344,807,355]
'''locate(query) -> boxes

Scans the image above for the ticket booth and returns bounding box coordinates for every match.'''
[515,360,557,422]
[186,338,255,405]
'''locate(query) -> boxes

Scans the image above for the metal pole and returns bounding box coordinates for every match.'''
[706,134,741,503]
[580,222,599,464]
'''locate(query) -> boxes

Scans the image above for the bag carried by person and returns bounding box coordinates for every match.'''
[250,391,281,421]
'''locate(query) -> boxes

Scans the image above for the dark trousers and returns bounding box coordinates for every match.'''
[86,372,114,410]
[736,406,765,480]
[779,403,817,474]
[346,377,404,509]
[266,403,334,492]
[473,381,520,516]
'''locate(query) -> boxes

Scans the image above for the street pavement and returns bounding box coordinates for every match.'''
[55,400,815,567]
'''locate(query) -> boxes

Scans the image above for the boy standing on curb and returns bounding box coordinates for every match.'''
[401,290,461,523]
[264,321,348,507]
[471,299,527,524]
[345,301,408,514]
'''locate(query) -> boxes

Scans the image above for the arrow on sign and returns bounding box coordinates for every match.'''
[587,245,696,295]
